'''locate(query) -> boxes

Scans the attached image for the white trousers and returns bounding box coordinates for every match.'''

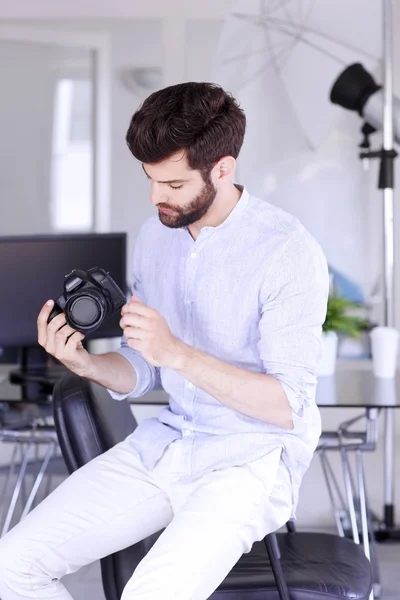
[0,436,292,600]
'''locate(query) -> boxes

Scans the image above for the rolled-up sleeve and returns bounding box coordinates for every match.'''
[257,234,329,420]
[108,228,162,401]
[108,336,162,401]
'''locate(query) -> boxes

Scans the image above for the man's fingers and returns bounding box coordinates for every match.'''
[121,302,144,316]
[121,298,155,318]
[54,324,81,356]
[38,311,67,353]
[128,303,155,318]
[57,331,85,362]
[65,331,85,352]
[55,323,79,340]
[37,300,55,346]
[123,326,145,341]
[47,313,67,334]
[119,313,149,330]
[121,303,132,316]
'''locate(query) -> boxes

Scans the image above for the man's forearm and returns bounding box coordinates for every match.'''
[84,352,137,395]
[173,343,294,430]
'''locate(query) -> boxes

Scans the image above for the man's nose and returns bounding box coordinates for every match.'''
[150,183,167,206]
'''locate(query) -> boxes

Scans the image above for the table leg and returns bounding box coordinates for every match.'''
[319,450,347,536]
[20,442,55,520]
[1,442,33,536]
[384,408,395,527]
[340,448,360,544]
[375,408,400,541]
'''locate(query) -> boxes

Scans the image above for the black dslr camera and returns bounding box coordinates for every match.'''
[48,267,126,334]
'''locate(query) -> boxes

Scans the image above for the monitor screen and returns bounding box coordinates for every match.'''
[0,233,127,348]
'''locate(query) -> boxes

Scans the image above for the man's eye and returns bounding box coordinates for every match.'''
[168,184,183,190]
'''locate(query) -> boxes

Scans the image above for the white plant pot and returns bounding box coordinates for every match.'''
[318,331,339,376]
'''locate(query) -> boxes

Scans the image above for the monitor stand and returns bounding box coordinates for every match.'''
[8,346,62,400]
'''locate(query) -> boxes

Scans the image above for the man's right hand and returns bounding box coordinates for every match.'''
[37,300,92,377]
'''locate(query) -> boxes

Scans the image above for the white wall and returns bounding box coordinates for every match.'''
[2,5,400,529]
[0,41,55,234]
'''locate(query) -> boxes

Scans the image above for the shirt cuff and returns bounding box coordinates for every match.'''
[107,347,156,401]
[274,377,313,431]
[278,380,304,416]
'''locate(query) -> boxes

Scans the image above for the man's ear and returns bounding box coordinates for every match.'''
[212,156,236,184]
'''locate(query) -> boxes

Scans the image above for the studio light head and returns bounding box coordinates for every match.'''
[330,62,400,144]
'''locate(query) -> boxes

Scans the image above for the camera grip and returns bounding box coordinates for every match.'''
[47,304,63,324]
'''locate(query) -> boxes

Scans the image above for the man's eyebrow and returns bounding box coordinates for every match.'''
[141,164,188,184]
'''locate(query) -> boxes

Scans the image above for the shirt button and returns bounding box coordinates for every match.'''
[186,382,194,390]
[190,252,197,259]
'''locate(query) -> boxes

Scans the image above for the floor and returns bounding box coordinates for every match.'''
[0,456,399,599]
[374,544,399,600]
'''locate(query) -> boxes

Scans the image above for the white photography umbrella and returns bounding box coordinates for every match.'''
[213,0,382,193]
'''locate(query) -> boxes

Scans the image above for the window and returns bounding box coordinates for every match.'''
[51,78,93,231]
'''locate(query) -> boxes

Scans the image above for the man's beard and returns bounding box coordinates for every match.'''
[157,178,217,229]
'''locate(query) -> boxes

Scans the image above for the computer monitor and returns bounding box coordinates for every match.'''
[0,233,127,349]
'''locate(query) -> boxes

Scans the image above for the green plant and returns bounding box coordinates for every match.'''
[323,295,369,337]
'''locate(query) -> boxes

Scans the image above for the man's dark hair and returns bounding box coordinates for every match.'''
[126,82,246,179]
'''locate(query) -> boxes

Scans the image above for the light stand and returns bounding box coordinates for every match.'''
[330,0,400,540]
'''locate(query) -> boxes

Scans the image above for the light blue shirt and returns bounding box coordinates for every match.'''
[109,186,329,516]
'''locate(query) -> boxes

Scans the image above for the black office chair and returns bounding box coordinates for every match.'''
[52,373,372,600]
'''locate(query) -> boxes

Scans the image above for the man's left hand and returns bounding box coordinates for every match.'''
[120,296,185,369]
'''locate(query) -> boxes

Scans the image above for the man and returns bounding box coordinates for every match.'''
[0,82,329,600]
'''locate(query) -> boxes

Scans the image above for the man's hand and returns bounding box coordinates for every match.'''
[120,297,185,369]
[37,300,93,377]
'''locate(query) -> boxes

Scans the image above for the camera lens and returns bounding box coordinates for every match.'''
[69,295,103,328]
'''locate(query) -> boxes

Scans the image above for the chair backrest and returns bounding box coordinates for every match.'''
[52,372,153,600]
[52,372,137,473]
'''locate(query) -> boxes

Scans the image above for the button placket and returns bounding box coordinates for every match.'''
[183,244,199,346]
[183,238,209,427]
[181,245,198,417]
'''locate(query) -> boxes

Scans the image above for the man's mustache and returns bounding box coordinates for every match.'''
[158,203,182,213]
